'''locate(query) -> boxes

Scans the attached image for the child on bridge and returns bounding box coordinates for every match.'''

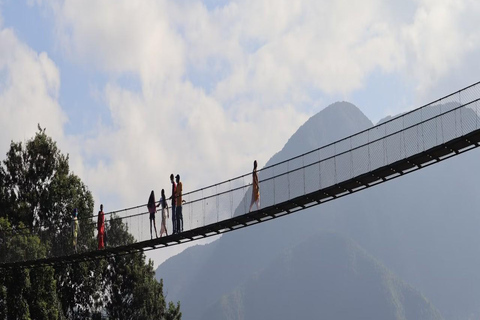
[157,189,169,237]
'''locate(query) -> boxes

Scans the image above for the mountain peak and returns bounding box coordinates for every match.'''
[267,101,373,166]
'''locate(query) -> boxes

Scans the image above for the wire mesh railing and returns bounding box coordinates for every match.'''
[2,81,480,266]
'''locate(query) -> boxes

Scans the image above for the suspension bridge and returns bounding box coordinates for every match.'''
[2,82,480,269]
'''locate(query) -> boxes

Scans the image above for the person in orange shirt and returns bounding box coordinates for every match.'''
[249,160,260,212]
[168,174,177,234]
[97,204,105,250]
[175,174,184,233]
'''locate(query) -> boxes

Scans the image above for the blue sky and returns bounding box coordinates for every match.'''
[2,1,113,135]
[1,0,480,266]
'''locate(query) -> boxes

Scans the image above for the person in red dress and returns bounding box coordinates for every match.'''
[97,204,105,250]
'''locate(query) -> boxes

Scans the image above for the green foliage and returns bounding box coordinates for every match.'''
[29,266,60,319]
[167,301,182,320]
[0,127,181,319]
[0,126,95,254]
[103,215,181,319]
[55,260,105,319]
[106,214,135,247]
[0,217,59,319]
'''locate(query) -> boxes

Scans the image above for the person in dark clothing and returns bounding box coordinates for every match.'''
[168,174,177,234]
[175,174,184,233]
[148,190,158,239]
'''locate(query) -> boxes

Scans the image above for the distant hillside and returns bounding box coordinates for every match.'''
[202,233,443,320]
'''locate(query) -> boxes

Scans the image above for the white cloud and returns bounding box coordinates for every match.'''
[171,0,406,104]
[42,0,309,195]
[0,27,66,158]
[52,0,185,94]
[401,0,480,98]
[15,0,480,193]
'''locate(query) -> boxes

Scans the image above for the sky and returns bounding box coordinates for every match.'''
[1,0,480,267]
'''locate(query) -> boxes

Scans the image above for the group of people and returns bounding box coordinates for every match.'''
[72,160,260,251]
[147,174,185,239]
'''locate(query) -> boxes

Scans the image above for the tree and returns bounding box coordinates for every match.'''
[0,218,59,319]
[104,215,182,319]
[0,127,182,319]
[0,127,99,318]
[1,126,95,257]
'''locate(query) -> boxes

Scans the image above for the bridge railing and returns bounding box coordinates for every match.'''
[2,82,480,265]
[117,81,480,241]
[181,82,480,230]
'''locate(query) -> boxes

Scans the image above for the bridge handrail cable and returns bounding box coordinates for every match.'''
[5,81,480,238]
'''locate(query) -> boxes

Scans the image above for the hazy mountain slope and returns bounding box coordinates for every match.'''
[202,233,443,320]
[343,149,480,319]
[267,101,373,165]
[157,101,480,320]
[156,240,220,299]
[157,102,374,318]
